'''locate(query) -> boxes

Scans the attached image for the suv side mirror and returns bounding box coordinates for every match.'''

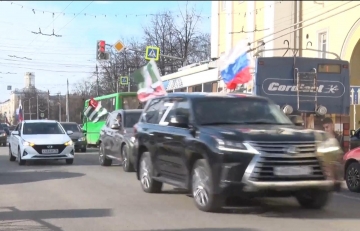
[12,131,19,136]
[111,124,120,130]
[351,130,356,137]
[169,115,189,128]
[290,115,304,126]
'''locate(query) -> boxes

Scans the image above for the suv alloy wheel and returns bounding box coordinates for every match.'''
[191,159,224,212]
[295,190,331,209]
[122,144,134,172]
[139,152,162,193]
[345,162,360,192]
[99,143,112,166]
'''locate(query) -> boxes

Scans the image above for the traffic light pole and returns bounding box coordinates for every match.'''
[124,47,184,61]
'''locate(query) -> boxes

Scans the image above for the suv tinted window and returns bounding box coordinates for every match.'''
[143,98,163,124]
[163,99,190,124]
[192,97,292,125]
[124,111,142,128]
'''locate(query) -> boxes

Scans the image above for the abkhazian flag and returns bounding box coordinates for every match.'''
[83,98,108,123]
[133,60,167,102]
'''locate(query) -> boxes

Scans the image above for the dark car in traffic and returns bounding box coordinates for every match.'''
[99,109,142,172]
[60,122,87,152]
[1,123,10,136]
[0,123,7,146]
[133,93,343,212]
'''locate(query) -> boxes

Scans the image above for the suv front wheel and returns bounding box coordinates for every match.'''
[191,159,224,212]
[295,190,331,209]
[139,152,162,193]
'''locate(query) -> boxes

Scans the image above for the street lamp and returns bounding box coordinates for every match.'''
[22,97,35,120]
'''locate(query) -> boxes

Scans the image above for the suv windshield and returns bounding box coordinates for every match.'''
[23,123,65,135]
[124,112,142,128]
[61,123,80,132]
[193,97,292,125]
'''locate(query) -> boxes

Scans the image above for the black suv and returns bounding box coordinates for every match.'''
[133,93,343,212]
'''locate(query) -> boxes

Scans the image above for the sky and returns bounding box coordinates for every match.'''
[0,1,211,102]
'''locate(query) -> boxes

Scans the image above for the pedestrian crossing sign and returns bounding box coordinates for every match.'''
[120,76,129,85]
[145,46,160,61]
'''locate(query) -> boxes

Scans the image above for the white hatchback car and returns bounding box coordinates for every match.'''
[9,120,75,165]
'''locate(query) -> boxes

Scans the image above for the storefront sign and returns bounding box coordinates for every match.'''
[163,68,219,91]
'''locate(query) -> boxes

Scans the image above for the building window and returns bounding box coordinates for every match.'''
[203,81,218,92]
[188,84,202,92]
[318,31,327,58]
[221,1,226,11]
[174,87,186,92]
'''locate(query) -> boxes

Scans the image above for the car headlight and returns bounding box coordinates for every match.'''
[1,133,6,137]
[64,140,73,146]
[214,137,260,154]
[317,138,340,153]
[78,137,86,141]
[130,136,135,143]
[23,141,35,147]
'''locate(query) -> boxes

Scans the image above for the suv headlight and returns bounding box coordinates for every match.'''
[78,137,86,142]
[214,138,260,154]
[317,138,340,153]
[1,133,6,137]
[64,140,73,146]
[23,141,35,147]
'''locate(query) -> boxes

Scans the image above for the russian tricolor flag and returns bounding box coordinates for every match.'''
[17,100,23,122]
[219,40,252,90]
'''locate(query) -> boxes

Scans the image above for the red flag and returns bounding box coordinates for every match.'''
[89,98,98,109]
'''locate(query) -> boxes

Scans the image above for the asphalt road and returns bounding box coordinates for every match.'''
[0,146,360,231]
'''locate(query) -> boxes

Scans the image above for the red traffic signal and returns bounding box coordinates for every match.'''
[98,40,105,53]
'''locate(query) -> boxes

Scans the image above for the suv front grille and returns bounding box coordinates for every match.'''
[248,141,325,182]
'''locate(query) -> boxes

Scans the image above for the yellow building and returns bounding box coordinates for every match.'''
[212,1,300,92]
[213,1,360,128]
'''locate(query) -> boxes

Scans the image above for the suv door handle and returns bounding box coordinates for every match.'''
[164,136,172,140]
[149,133,154,136]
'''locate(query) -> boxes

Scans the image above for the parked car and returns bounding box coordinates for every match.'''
[343,147,360,192]
[0,123,7,146]
[60,122,87,152]
[133,93,343,212]
[8,120,75,165]
[99,109,142,172]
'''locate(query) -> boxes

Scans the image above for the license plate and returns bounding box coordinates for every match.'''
[42,149,59,154]
[273,166,312,176]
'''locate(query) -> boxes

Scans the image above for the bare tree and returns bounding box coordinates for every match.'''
[142,5,211,75]
[72,78,97,98]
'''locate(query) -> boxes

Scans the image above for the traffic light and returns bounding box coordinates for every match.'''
[96,40,106,60]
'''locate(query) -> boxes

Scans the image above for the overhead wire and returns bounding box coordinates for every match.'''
[40,1,94,47]
[252,2,360,51]
[250,1,353,46]
[28,1,74,46]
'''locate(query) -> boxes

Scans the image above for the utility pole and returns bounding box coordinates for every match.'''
[29,99,32,120]
[36,93,39,119]
[47,90,50,119]
[96,64,99,96]
[58,93,61,122]
[66,78,69,122]
[128,67,131,92]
